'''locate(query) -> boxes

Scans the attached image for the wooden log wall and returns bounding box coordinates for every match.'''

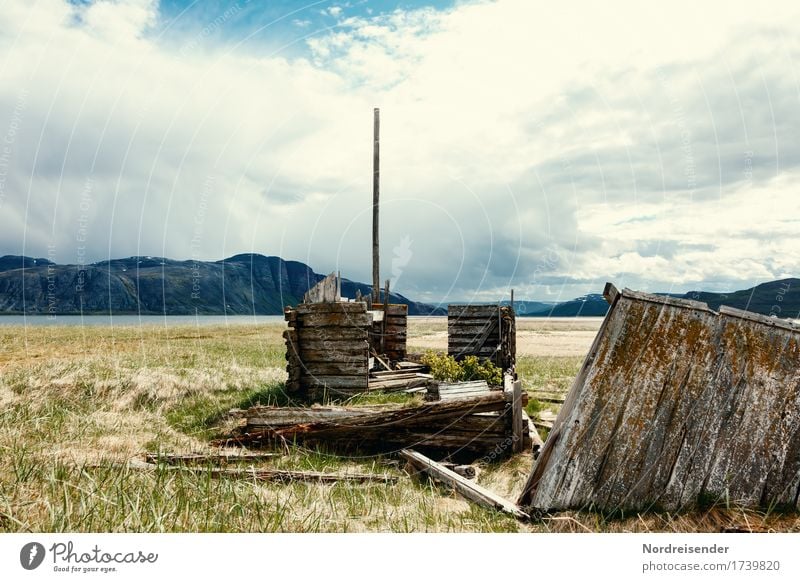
[283,302,370,401]
[369,303,408,362]
[448,304,516,372]
[519,284,800,513]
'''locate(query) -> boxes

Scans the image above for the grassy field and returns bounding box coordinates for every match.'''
[1,320,797,533]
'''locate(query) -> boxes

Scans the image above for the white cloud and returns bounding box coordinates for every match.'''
[1,0,800,302]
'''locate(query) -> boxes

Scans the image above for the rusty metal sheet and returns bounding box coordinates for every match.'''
[519,284,800,513]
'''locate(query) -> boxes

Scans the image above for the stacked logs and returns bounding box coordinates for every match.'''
[448,304,516,372]
[283,302,370,401]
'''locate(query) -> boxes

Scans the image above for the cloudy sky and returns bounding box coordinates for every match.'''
[1,0,799,303]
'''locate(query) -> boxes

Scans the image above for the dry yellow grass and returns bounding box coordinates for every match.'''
[0,319,797,532]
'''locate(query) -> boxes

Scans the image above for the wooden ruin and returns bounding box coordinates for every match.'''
[283,301,370,401]
[519,283,800,513]
[448,304,516,372]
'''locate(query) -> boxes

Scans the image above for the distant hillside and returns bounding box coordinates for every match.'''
[511,279,800,319]
[507,294,609,317]
[0,254,445,316]
[673,278,800,318]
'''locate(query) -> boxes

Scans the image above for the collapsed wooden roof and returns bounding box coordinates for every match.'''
[519,283,800,513]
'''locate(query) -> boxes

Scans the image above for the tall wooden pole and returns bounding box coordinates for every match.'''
[372,108,380,303]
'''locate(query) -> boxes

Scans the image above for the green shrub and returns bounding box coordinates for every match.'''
[421,352,503,386]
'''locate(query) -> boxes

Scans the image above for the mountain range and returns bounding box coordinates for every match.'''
[508,280,800,319]
[0,253,797,320]
[0,254,444,315]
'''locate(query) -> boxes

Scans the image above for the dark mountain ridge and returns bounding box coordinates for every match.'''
[509,279,800,319]
[0,254,444,315]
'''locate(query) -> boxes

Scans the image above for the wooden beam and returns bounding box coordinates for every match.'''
[504,374,523,453]
[125,460,396,484]
[372,107,380,303]
[602,281,619,305]
[400,449,528,520]
[145,452,279,465]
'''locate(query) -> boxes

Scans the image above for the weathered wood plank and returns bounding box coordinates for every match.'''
[128,460,396,484]
[295,302,367,314]
[400,449,529,520]
[144,452,279,465]
[294,312,370,327]
[287,361,367,376]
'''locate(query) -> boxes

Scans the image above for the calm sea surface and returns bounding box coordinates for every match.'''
[0,315,288,327]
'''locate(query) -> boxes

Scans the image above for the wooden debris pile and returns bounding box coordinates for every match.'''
[519,283,800,513]
[218,376,533,462]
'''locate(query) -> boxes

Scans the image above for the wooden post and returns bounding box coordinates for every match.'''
[510,289,514,310]
[381,278,390,356]
[372,107,380,303]
[504,373,523,453]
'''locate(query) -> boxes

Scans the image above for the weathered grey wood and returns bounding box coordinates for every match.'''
[530,392,566,404]
[288,339,369,352]
[504,375,523,453]
[287,361,366,376]
[247,407,379,428]
[128,461,396,484]
[368,375,435,392]
[602,282,619,304]
[372,107,380,303]
[293,312,370,327]
[297,327,368,342]
[400,449,528,520]
[287,349,368,363]
[371,350,392,371]
[519,284,800,513]
[304,272,340,303]
[144,452,279,465]
[522,410,544,456]
[448,304,504,316]
[719,305,799,331]
[370,370,419,378]
[295,302,367,314]
[300,375,369,388]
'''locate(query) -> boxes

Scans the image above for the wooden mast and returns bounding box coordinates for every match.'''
[372,108,380,303]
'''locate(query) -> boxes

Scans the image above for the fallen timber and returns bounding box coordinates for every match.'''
[215,392,527,462]
[124,459,396,484]
[519,283,800,513]
[400,449,529,520]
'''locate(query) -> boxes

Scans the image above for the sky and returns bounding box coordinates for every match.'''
[1,0,799,303]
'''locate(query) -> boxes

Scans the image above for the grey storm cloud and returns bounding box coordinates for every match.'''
[1,0,799,301]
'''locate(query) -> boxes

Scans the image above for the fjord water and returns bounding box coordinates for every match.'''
[0,315,287,327]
